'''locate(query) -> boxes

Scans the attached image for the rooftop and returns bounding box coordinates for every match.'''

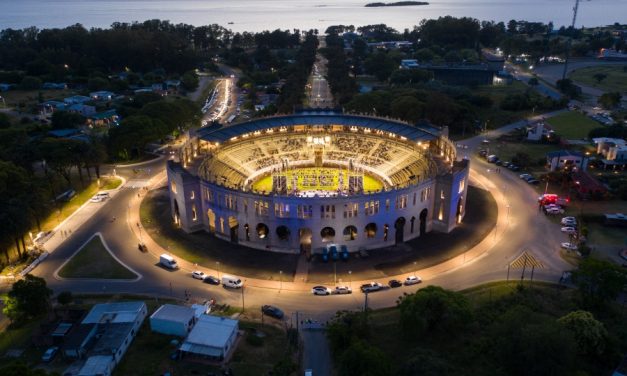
[91,323,134,354]
[184,315,238,349]
[151,304,195,323]
[82,301,145,324]
[78,355,113,376]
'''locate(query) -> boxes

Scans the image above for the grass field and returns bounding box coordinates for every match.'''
[569,65,627,93]
[546,111,600,139]
[58,235,137,279]
[251,167,383,193]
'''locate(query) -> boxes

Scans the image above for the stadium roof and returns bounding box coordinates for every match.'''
[195,113,441,143]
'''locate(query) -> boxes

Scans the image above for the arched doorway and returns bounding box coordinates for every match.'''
[320,227,335,242]
[343,225,357,241]
[456,197,464,224]
[276,225,290,241]
[256,223,269,239]
[365,223,377,239]
[244,223,250,241]
[419,209,428,236]
[228,216,238,243]
[394,217,406,244]
[410,216,416,234]
[206,208,216,233]
[173,200,180,226]
[299,228,312,255]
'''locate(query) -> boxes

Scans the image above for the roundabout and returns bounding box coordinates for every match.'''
[31,113,573,323]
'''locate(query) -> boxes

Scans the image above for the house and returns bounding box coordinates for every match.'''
[67,103,96,117]
[64,95,91,105]
[546,150,585,171]
[90,91,115,101]
[0,83,12,91]
[400,59,420,69]
[150,304,196,337]
[40,100,68,114]
[179,315,239,361]
[526,121,554,141]
[400,59,499,85]
[165,80,181,93]
[75,301,147,376]
[43,82,68,90]
[604,213,627,227]
[572,171,607,199]
[87,110,119,127]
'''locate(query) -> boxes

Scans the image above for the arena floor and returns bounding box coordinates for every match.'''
[251,167,384,193]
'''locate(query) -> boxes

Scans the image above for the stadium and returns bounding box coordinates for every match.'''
[166,110,469,254]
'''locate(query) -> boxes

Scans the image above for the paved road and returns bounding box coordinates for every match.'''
[301,324,333,376]
[308,38,334,108]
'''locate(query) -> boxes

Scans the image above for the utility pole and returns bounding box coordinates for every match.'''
[562,0,581,80]
[241,281,246,312]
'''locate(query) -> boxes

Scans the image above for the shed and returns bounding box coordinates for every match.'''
[78,355,114,376]
[150,304,196,337]
[179,315,239,360]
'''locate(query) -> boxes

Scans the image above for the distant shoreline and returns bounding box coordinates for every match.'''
[365,1,429,7]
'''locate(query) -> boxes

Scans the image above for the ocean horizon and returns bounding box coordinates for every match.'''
[0,0,625,33]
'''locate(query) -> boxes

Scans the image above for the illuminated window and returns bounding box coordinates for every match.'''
[458,178,465,194]
[385,199,390,212]
[343,203,358,218]
[191,205,197,221]
[274,203,290,218]
[190,191,195,200]
[440,190,445,200]
[297,205,313,219]
[171,181,177,194]
[364,201,379,216]
[395,195,408,209]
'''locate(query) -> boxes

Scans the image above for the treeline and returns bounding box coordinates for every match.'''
[275,32,319,113]
[322,32,359,105]
[327,258,627,376]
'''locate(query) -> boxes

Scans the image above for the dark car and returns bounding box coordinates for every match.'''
[262,305,284,319]
[527,179,540,185]
[388,279,402,288]
[203,275,220,285]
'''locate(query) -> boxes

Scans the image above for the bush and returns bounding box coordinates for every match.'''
[246,331,264,346]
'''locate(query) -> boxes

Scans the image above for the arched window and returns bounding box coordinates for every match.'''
[276,226,290,241]
[256,223,269,239]
[320,227,335,242]
[343,225,357,241]
[364,223,377,238]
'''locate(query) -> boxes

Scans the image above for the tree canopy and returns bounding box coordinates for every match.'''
[3,274,52,323]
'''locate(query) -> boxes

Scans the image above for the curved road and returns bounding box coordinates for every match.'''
[32,122,572,322]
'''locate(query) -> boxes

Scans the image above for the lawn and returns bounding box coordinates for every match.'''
[546,111,601,140]
[1,89,72,111]
[58,235,137,279]
[587,223,627,247]
[569,65,627,93]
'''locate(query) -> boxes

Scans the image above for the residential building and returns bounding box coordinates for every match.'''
[90,91,115,101]
[43,82,68,90]
[573,171,607,199]
[64,95,91,105]
[546,150,585,171]
[527,121,554,141]
[150,304,196,337]
[67,103,96,117]
[87,110,119,127]
[179,315,239,361]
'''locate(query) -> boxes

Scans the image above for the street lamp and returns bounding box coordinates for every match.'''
[348,270,352,288]
[413,261,417,276]
[279,270,283,291]
[216,261,220,279]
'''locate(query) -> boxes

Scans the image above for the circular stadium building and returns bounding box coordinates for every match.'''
[166,110,469,254]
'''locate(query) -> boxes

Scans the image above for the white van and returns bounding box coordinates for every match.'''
[221,275,243,288]
[159,254,179,269]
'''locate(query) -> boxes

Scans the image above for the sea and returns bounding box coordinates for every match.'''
[0,0,625,33]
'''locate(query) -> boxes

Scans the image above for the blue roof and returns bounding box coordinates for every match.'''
[195,113,441,143]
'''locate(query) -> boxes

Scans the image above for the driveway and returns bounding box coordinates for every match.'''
[301,322,333,376]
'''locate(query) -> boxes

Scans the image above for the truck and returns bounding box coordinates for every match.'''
[159,254,178,269]
[221,274,243,288]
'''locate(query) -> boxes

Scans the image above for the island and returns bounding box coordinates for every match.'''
[365,1,429,7]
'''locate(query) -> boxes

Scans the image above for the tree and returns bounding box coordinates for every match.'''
[51,111,85,129]
[108,115,166,160]
[528,77,539,86]
[364,51,397,82]
[3,275,52,323]
[558,310,608,356]
[0,361,58,376]
[87,76,109,91]
[598,92,622,110]
[19,76,42,90]
[592,73,607,83]
[572,257,627,307]
[180,70,199,91]
[326,310,369,359]
[397,348,453,376]
[338,340,391,376]
[512,152,531,168]
[398,285,472,338]
[0,113,11,129]
[57,291,73,306]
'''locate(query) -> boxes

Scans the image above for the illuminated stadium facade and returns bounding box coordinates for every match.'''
[166,111,469,254]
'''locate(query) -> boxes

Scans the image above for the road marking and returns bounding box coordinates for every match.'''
[510,251,544,269]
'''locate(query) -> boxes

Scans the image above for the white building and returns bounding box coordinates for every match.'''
[594,137,627,162]
[527,121,554,141]
[546,150,585,171]
[150,304,196,337]
[76,302,147,376]
[179,315,239,360]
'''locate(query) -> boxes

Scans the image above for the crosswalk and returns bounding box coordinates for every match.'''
[124,179,151,188]
[510,251,544,269]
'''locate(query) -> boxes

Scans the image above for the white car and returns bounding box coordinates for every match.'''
[312,286,332,295]
[404,275,423,285]
[90,192,110,203]
[333,286,352,294]
[561,227,577,234]
[561,242,578,250]
[360,282,383,293]
[191,271,205,280]
[561,217,577,224]
[561,219,577,226]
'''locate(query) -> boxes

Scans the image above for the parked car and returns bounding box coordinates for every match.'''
[561,242,578,251]
[520,173,532,180]
[546,207,564,215]
[388,279,402,288]
[404,275,422,285]
[41,346,59,362]
[360,282,383,293]
[509,165,520,171]
[191,271,205,280]
[203,275,220,285]
[261,305,284,319]
[312,286,332,295]
[561,227,577,234]
[527,179,540,185]
[487,155,499,163]
[561,217,577,225]
[333,286,352,294]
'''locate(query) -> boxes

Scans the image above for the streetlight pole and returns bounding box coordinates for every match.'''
[348,270,352,288]
[216,261,220,279]
[413,261,417,276]
[241,280,246,312]
[279,270,283,291]
[333,261,337,285]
